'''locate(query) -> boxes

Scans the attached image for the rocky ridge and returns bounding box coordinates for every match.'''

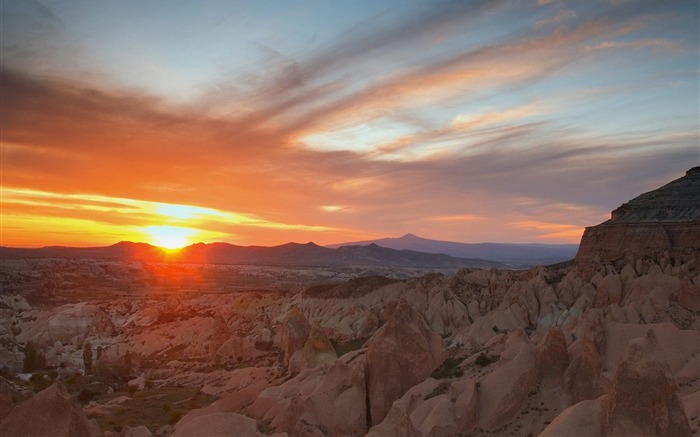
[578,167,700,260]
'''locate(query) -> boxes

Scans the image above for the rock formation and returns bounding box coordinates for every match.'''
[578,167,700,260]
[300,323,337,370]
[0,169,698,437]
[0,382,98,437]
[603,330,691,436]
[249,350,368,436]
[278,305,311,369]
[366,300,447,426]
[171,412,262,437]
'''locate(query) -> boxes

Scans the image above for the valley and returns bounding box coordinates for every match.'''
[0,168,699,436]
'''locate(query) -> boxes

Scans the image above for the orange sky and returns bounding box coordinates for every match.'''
[1,1,697,249]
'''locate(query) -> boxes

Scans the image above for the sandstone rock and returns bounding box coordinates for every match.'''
[683,390,700,434]
[180,367,278,426]
[593,274,623,307]
[535,326,569,379]
[208,316,230,364]
[250,350,367,437]
[366,378,439,437]
[451,377,478,431]
[155,424,173,436]
[120,425,152,437]
[97,342,139,377]
[603,322,700,382]
[564,326,605,403]
[367,376,476,437]
[171,412,261,437]
[411,394,458,437]
[278,306,311,367]
[125,304,160,327]
[25,303,114,348]
[366,300,447,425]
[476,329,537,430]
[0,382,98,437]
[127,376,146,391]
[603,330,691,436]
[577,167,700,261]
[540,396,604,437]
[678,278,700,312]
[212,334,265,366]
[300,323,337,371]
[129,316,223,359]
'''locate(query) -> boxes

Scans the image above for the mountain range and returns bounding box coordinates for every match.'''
[0,241,505,269]
[327,233,578,267]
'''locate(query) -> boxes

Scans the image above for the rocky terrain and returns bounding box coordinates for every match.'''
[0,169,698,436]
[578,166,700,260]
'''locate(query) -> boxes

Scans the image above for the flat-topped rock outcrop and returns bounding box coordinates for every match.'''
[578,167,700,260]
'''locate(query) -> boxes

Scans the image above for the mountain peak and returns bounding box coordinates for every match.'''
[399,233,420,240]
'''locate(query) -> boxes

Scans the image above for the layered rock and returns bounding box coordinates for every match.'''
[578,167,700,260]
[22,303,113,347]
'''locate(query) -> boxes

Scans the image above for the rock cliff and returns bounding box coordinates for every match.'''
[578,167,700,260]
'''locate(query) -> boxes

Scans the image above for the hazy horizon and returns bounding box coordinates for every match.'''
[1,233,581,250]
[1,0,698,249]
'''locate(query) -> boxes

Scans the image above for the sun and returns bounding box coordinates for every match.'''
[145,226,197,250]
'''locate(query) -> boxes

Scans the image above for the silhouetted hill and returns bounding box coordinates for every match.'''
[0,241,504,269]
[327,234,578,267]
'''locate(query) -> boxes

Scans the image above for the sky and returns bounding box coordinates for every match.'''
[1,0,698,249]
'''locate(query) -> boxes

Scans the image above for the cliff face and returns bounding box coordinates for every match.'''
[577,167,700,260]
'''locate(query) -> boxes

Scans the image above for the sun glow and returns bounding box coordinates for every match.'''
[145,226,197,250]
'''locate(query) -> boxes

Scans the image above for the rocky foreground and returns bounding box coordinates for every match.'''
[0,247,698,436]
[1,168,699,436]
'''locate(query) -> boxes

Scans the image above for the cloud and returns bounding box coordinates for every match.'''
[1,0,697,246]
[3,56,696,244]
[587,38,685,52]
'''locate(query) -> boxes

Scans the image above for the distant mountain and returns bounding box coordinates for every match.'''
[0,241,504,269]
[327,234,578,267]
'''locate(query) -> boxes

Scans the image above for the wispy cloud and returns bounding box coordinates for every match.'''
[587,38,685,52]
[1,0,697,246]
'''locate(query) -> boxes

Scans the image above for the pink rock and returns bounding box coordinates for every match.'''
[476,329,537,431]
[535,326,569,379]
[603,330,691,436]
[564,326,605,403]
[250,351,367,437]
[279,306,311,367]
[540,396,604,437]
[0,382,98,437]
[171,412,261,437]
[366,300,447,426]
[300,323,337,370]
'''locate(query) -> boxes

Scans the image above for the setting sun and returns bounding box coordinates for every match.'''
[145,226,197,250]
